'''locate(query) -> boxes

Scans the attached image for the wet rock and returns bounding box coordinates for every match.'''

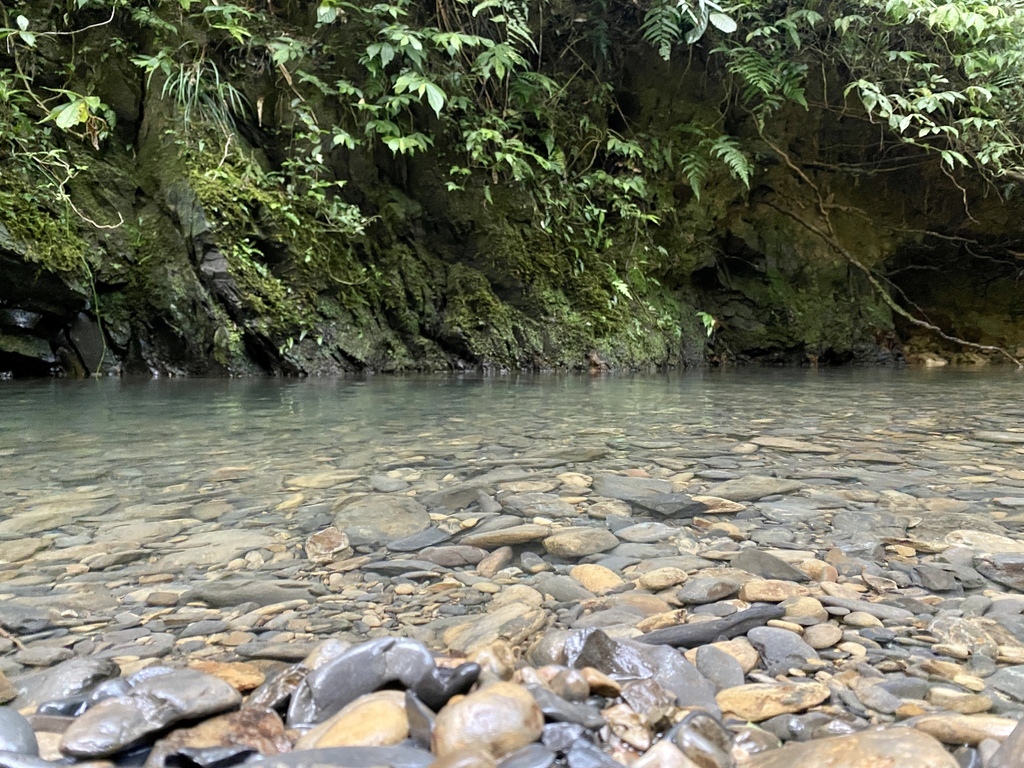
[716,682,831,721]
[294,691,408,749]
[591,474,672,502]
[978,554,1024,591]
[333,496,430,546]
[145,707,289,768]
[564,740,622,767]
[413,663,481,711]
[987,666,1024,702]
[803,623,843,650]
[502,494,576,519]
[731,549,810,582]
[0,708,38,756]
[542,529,618,558]
[186,661,265,693]
[747,728,957,768]
[637,567,688,591]
[675,577,741,605]
[477,547,515,577]
[750,436,836,453]
[496,743,556,768]
[639,604,785,647]
[287,638,434,725]
[739,579,808,602]
[432,682,543,759]
[422,546,488,567]
[429,748,496,768]
[461,525,550,550]
[180,579,320,608]
[747,626,820,675]
[388,527,452,552]
[705,476,804,502]
[443,603,549,655]
[0,674,14,705]
[694,644,745,691]
[12,658,120,711]
[631,740,693,768]
[631,494,710,518]
[527,686,605,729]
[535,576,595,603]
[305,527,352,563]
[60,669,243,757]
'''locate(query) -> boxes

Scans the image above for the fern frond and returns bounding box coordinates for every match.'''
[709,135,752,188]
[641,1,684,61]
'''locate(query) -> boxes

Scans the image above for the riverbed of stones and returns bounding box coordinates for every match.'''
[5,423,1024,766]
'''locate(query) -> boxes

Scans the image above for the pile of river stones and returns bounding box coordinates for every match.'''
[6,435,1024,766]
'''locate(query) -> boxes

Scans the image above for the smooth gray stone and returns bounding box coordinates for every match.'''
[912,565,959,592]
[333,496,431,545]
[566,740,626,768]
[977,554,1024,591]
[287,638,435,725]
[0,710,37,756]
[387,527,452,552]
[528,685,605,729]
[730,549,809,582]
[404,693,433,750]
[12,658,120,710]
[248,746,434,768]
[816,595,916,623]
[705,475,803,501]
[638,604,786,647]
[502,493,576,519]
[591,474,672,501]
[695,645,745,692]
[0,755,54,768]
[0,607,51,635]
[631,494,709,518]
[989,717,1024,768]
[61,669,242,757]
[420,545,487,567]
[542,722,586,753]
[498,744,556,768]
[180,580,321,608]
[877,676,930,700]
[675,577,741,605]
[747,627,819,676]
[534,575,595,603]
[614,522,676,543]
[988,666,1024,702]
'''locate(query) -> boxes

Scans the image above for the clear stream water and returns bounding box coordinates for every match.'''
[3,368,1024,556]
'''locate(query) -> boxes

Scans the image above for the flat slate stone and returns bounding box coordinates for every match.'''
[706,476,804,502]
[333,496,430,546]
[731,549,809,582]
[386,527,452,552]
[591,474,673,502]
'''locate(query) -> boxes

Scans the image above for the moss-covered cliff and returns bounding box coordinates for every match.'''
[2,0,1024,377]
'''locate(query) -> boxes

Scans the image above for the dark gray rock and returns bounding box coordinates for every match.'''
[0,708,37,756]
[502,493,576,519]
[631,494,710,518]
[675,577,741,605]
[527,685,605,729]
[591,474,672,502]
[816,596,916,623]
[180,580,320,609]
[977,554,1024,591]
[990,717,1024,768]
[420,545,487,567]
[12,658,120,711]
[747,627,819,675]
[333,496,430,546]
[361,560,441,576]
[695,645,745,692]
[287,638,435,725]
[60,669,242,757]
[988,666,1024,703]
[498,744,557,768]
[731,549,809,582]
[705,476,804,501]
[638,604,785,647]
[535,576,595,603]
[386,527,452,552]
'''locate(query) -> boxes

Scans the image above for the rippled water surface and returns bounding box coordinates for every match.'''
[4,369,1024,537]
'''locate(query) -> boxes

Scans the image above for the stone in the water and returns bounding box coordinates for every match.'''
[295,691,408,749]
[675,576,741,605]
[60,669,243,757]
[591,474,672,501]
[747,728,957,768]
[0,708,38,756]
[461,525,550,550]
[432,682,543,759]
[694,645,745,691]
[569,564,623,595]
[497,743,556,768]
[287,638,435,725]
[705,476,804,502]
[180,579,320,608]
[502,493,576,519]
[731,549,810,582]
[305,527,352,563]
[422,546,488,567]
[527,685,605,730]
[716,682,830,722]
[388,528,453,552]
[333,495,431,546]
[542,529,619,558]
[443,603,548,655]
